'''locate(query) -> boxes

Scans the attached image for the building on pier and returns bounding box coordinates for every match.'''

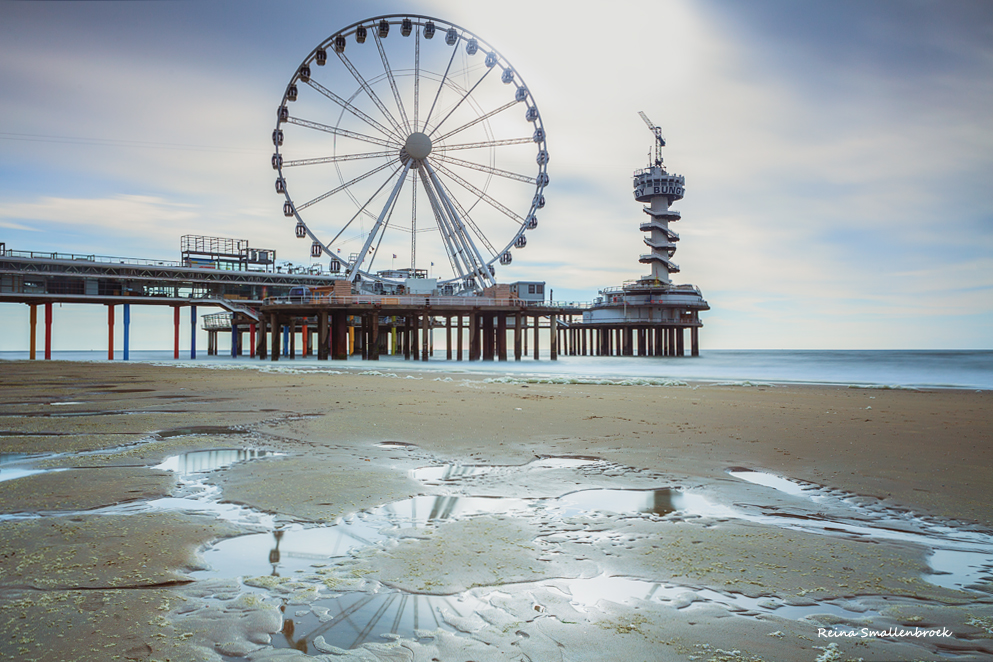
[579,114,709,357]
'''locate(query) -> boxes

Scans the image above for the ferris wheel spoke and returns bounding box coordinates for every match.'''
[282,151,395,168]
[296,159,398,212]
[413,27,420,132]
[285,116,397,149]
[410,173,417,269]
[346,160,413,281]
[306,79,401,143]
[434,100,517,143]
[423,34,461,131]
[431,160,525,225]
[325,163,405,253]
[428,67,495,138]
[373,32,411,133]
[432,153,536,185]
[423,161,493,288]
[335,50,407,140]
[442,137,533,151]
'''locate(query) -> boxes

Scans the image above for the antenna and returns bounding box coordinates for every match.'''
[638,111,665,167]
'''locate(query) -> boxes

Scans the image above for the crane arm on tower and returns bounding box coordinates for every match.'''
[638,111,665,147]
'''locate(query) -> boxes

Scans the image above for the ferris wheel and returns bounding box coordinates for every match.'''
[272,15,548,294]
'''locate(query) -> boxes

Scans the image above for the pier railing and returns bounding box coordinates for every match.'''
[264,294,591,310]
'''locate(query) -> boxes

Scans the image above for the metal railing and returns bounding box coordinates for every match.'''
[264,294,591,310]
[1,248,184,268]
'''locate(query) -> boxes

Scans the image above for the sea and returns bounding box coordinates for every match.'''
[2,349,991,390]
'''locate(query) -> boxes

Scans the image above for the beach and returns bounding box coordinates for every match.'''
[1,359,991,661]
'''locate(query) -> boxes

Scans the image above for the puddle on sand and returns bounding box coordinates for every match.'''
[157,425,249,438]
[186,457,993,657]
[273,589,488,655]
[728,468,993,594]
[410,456,602,485]
[154,449,282,474]
[0,452,69,483]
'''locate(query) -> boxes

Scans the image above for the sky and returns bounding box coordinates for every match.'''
[1,0,991,351]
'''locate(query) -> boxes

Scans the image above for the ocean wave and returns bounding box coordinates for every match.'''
[483,376,687,387]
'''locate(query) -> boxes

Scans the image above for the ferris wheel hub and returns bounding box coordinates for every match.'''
[403,132,433,160]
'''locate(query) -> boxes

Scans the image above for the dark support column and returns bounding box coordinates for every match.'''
[107,305,115,360]
[123,304,130,361]
[250,323,257,358]
[231,322,238,358]
[550,314,557,361]
[360,315,368,360]
[173,306,180,359]
[318,312,328,361]
[691,326,700,356]
[469,311,479,361]
[333,312,348,360]
[456,315,463,361]
[676,327,684,356]
[497,313,507,361]
[421,311,429,361]
[446,316,452,360]
[289,318,296,359]
[482,314,494,361]
[190,305,197,360]
[668,327,675,357]
[370,313,380,360]
[258,319,267,359]
[532,315,539,360]
[523,317,528,355]
[303,322,310,357]
[270,313,280,361]
[29,304,37,360]
[514,312,522,361]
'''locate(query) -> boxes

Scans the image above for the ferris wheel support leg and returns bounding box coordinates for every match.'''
[424,161,494,290]
[347,161,413,283]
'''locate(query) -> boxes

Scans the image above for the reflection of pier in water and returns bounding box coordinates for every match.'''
[154,449,275,474]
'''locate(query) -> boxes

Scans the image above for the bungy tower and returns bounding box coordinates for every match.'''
[581,113,709,357]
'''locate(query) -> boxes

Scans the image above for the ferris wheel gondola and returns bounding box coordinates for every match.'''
[272,14,548,294]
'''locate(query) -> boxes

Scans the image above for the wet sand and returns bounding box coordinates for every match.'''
[1,360,991,661]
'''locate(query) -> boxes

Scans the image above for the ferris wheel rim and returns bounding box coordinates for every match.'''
[272,14,548,290]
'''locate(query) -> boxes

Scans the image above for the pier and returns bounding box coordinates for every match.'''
[1,244,703,362]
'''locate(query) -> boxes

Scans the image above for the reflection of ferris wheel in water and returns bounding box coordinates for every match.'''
[272,15,548,294]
